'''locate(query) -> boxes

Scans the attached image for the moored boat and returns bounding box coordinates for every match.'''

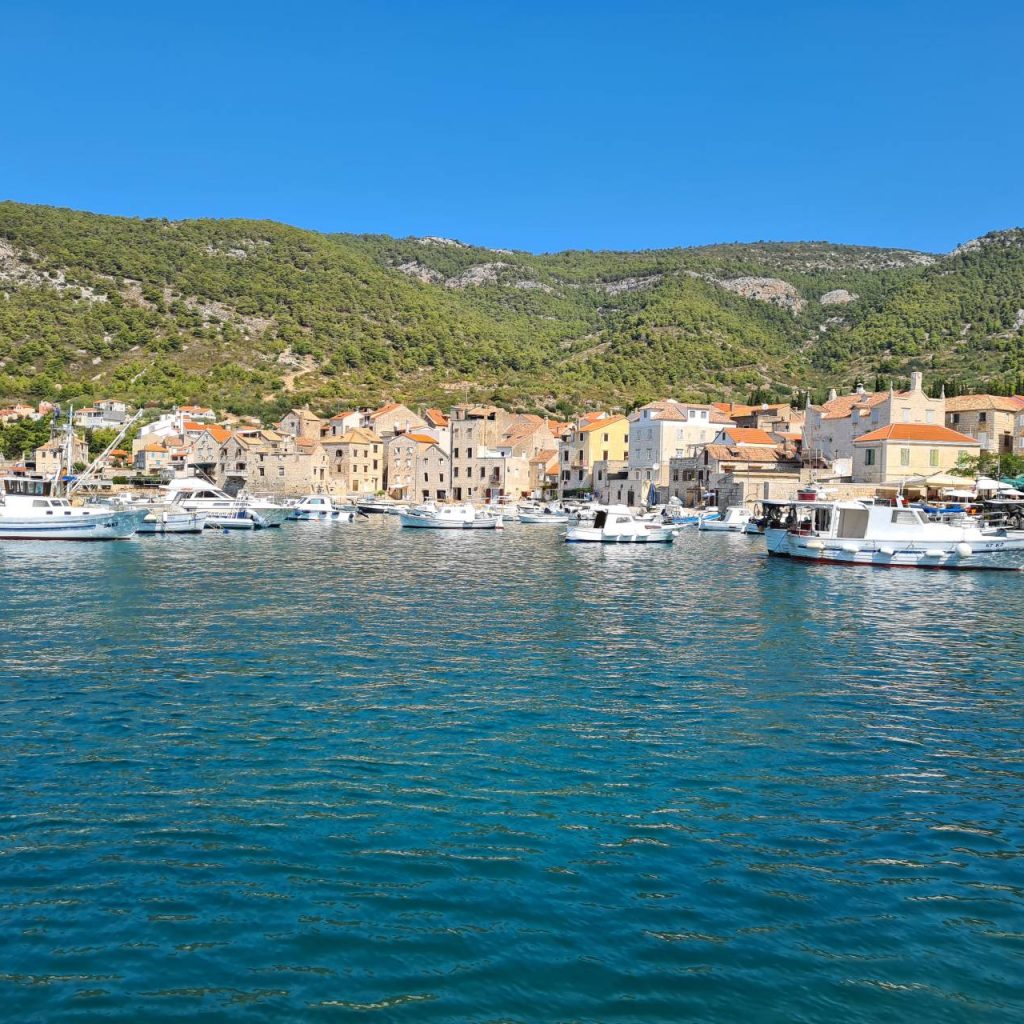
[136,505,207,534]
[763,497,1024,570]
[699,506,753,532]
[0,475,147,540]
[399,502,504,529]
[163,477,289,527]
[288,495,357,522]
[565,506,677,543]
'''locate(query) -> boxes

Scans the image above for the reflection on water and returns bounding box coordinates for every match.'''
[1,522,1022,1022]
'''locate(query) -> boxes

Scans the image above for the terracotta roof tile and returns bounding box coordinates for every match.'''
[854,424,981,444]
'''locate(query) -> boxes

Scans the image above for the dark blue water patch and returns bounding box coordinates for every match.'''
[1,521,1022,1022]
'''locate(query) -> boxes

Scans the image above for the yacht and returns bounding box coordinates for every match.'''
[399,502,504,530]
[762,497,1024,570]
[565,506,677,543]
[699,506,753,533]
[0,475,147,540]
[288,495,357,522]
[163,477,290,528]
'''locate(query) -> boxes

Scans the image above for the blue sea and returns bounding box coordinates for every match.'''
[2,521,1023,1023]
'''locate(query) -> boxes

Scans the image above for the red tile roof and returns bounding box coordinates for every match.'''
[721,427,777,445]
[944,394,1024,413]
[854,424,980,444]
[580,414,626,433]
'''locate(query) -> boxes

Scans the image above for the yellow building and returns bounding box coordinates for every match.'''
[558,414,629,496]
[852,424,980,484]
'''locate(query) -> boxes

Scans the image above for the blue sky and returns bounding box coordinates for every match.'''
[2,0,1022,253]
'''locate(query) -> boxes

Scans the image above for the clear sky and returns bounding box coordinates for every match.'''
[3,0,1022,254]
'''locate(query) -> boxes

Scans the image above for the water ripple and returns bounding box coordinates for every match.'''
[1,523,1022,1021]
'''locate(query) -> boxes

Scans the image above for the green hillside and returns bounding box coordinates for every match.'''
[1,201,1022,417]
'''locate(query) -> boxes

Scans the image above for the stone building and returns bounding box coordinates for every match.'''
[35,434,90,475]
[803,372,944,471]
[322,427,384,495]
[626,400,733,499]
[363,402,426,440]
[216,429,328,495]
[944,394,1024,455]
[277,408,324,441]
[557,413,629,497]
[852,424,981,484]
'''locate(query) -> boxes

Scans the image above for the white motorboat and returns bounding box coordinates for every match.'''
[0,475,147,541]
[163,477,290,528]
[288,495,357,522]
[699,506,753,533]
[399,502,504,530]
[518,503,569,524]
[763,498,1024,570]
[565,506,677,543]
[136,505,207,534]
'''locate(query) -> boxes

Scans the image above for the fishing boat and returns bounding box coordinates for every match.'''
[762,497,1024,570]
[0,475,147,540]
[163,478,290,527]
[399,502,504,530]
[699,506,753,533]
[565,506,677,543]
[288,495,357,522]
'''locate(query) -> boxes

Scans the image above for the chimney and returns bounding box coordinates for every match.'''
[910,371,923,392]
[827,388,837,402]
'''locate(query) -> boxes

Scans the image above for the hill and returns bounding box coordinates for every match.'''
[1,201,1023,417]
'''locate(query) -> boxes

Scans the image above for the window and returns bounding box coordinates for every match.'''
[454,448,459,459]
[952,413,960,424]
[864,449,876,466]
[902,408,911,423]
[278,466,285,476]
[899,448,910,466]
[929,449,939,467]
[603,433,609,442]
[926,410,934,424]
[602,450,608,460]
[466,448,473,458]
[979,412,987,423]
[454,467,460,477]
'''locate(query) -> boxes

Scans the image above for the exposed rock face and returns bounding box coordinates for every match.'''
[445,262,511,289]
[0,240,107,301]
[418,236,471,249]
[513,279,554,293]
[953,230,1024,256]
[715,276,806,313]
[819,289,858,306]
[598,274,663,295]
[396,260,444,285]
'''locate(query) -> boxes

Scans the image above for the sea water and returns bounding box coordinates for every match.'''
[1,521,1022,1022]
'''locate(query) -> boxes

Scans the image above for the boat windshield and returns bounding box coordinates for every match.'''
[3,477,54,497]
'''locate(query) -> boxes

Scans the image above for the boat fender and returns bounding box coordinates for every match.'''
[839,542,860,553]
[955,543,972,557]
[925,548,943,558]
[804,539,825,550]
[879,545,895,556]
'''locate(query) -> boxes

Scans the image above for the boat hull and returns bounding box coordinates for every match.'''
[399,512,501,529]
[137,510,207,534]
[565,527,675,543]
[0,508,145,540]
[766,529,1024,570]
